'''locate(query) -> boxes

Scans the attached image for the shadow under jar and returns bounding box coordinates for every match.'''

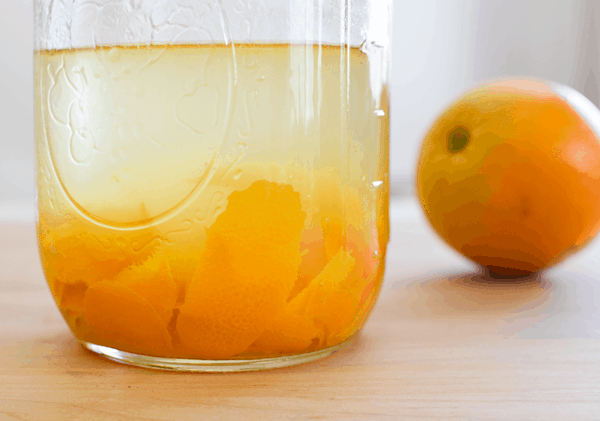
[34,0,392,371]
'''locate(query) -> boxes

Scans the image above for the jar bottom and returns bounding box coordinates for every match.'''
[79,336,355,372]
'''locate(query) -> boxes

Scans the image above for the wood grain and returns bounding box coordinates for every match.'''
[1,198,599,420]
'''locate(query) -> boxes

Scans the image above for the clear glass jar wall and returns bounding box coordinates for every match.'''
[34,0,391,370]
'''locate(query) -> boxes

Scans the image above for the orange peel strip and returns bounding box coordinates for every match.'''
[83,281,172,355]
[112,256,177,325]
[177,180,305,359]
[249,307,322,354]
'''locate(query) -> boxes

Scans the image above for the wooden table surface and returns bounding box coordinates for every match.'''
[1,197,599,420]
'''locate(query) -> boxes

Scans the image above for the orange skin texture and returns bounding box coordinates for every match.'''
[40,177,382,358]
[176,180,306,359]
[83,281,173,356]
[417,80,600,276]
[251,223,379,354]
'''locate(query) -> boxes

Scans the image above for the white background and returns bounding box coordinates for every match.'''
[1,0,599,204]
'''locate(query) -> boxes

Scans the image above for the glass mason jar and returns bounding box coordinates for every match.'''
[34,0,392,371]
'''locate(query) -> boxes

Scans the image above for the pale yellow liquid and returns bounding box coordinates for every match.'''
[35,44,389,359]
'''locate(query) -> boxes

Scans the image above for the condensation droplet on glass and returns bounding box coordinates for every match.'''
[374,110,385,117]
[255,74,265,82]
[232,168,242,180]
[372,180,383,187]
[362,175,366,181]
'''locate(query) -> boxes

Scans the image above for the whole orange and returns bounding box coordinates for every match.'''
[416,79,600,277]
